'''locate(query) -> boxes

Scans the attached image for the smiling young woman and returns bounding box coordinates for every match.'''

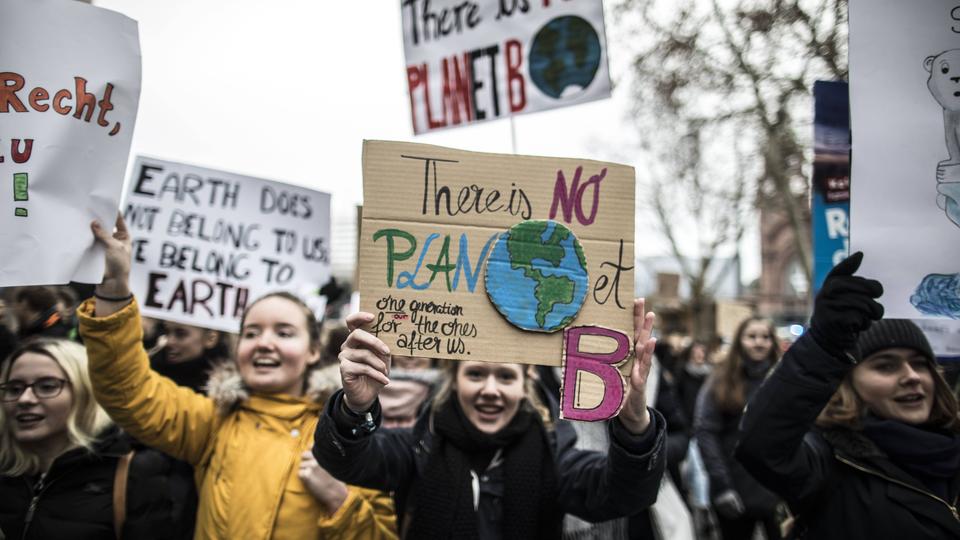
[0,340,181,539]
[77,215,397,540]
[312,299,668,539]
[736,253,960,540]
[694,316,784,539]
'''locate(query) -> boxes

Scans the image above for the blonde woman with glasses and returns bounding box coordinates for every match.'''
[0,339,176,539]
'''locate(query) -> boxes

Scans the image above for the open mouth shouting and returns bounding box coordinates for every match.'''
[474,402,505,423]
[892,392,926,407]
[252,358,282,370]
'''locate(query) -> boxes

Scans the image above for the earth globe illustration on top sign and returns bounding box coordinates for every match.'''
[484,220,589,332]
[528,15,603,99]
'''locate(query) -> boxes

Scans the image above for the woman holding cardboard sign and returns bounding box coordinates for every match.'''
[312,300,667,539]
[77,215,398,539]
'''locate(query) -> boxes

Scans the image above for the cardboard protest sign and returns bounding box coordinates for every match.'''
[0,0,141,286]
[401,0,611,134]
[812,81,850,294]
[849,0,960,319]
[360,140,634,420]
[123,156,331,332]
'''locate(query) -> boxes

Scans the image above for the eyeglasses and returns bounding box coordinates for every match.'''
[0,378,69,402]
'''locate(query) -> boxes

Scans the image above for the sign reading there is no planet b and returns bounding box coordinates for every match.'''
[360,140,636,421]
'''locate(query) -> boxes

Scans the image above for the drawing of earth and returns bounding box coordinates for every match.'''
[528,15,602,99]
[911,273,960,319]
[484,220,588,332]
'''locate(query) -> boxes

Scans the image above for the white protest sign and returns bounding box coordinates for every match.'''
[913,318,960,360]
[401,0,611,134]
[849,0,960,319]
[123,156,332,332]
[0,0,141,286]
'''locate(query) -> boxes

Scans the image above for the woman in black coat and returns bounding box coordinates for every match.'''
[695,316,783,539]
[313,299,667,539]
[736,252,960,539]
[0,339,176,540]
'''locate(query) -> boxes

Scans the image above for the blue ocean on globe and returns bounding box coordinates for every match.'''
[485,220,589,332]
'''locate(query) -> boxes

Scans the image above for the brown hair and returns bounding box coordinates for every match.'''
[709,317,780,413]
[238,292,322,393]
[431,361,554,430]
[816,359,960,433]
[14,286,59,313]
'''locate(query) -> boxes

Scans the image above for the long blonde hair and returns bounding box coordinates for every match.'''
[0,339,113,476]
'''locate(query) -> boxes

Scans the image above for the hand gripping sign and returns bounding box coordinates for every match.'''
[360,140,636,420]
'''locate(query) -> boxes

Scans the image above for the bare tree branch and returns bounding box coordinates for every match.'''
[616,0,846,293]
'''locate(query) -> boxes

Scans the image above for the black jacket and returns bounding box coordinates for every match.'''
[736,333,960,539]
[314,390,667,539]
[694,364,780,514]
[676,367,708,427]
[0,428,179,540]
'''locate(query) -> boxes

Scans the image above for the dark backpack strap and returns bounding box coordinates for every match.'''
[113,450,135,540]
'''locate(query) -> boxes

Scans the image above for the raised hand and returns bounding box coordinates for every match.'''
[90,213,134,316]
[339,312,392,413]
[617,298,656,434]
[809,252,884,360]
[90,213,132,294]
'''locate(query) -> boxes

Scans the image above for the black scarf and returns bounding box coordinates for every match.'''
[863,415,960,501]
[405,398,560,540]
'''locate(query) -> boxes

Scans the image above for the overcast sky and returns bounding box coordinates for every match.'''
[93,0,761,284]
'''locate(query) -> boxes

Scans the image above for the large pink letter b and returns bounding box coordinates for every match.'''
[560,325,630,421]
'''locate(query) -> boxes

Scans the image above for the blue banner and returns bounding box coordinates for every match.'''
[811,81,850,294]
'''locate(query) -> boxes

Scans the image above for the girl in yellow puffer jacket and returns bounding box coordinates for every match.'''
[78,215,397,540]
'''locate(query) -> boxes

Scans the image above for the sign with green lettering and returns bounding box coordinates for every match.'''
[360,140,636,420]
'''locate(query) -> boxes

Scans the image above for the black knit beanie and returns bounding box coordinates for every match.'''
[856,319,935,363]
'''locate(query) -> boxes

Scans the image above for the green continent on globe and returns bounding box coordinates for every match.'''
[505,221,576,327]
[533,275,575,327]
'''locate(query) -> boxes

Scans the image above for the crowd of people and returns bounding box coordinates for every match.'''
[0,215,958,539]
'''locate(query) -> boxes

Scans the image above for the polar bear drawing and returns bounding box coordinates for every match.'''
[925,49,960,228]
